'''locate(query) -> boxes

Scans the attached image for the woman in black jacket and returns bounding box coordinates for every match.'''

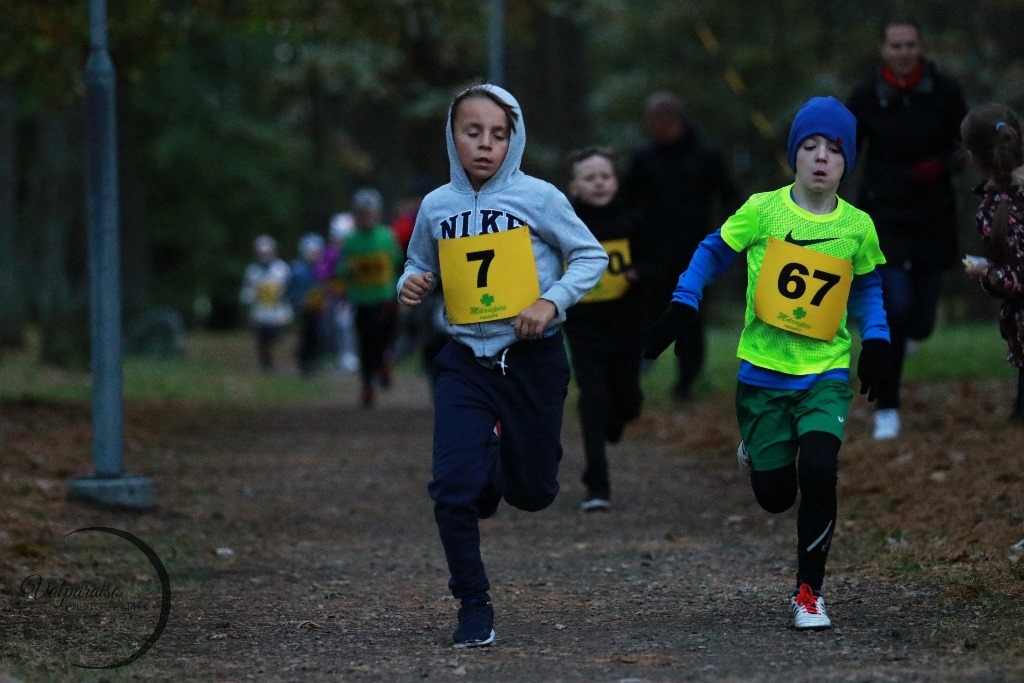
[846,15,967,440]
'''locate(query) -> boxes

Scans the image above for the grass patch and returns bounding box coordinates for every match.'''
[900,322,1013,381]
[0,330,345,405]
[0,321,1013,406]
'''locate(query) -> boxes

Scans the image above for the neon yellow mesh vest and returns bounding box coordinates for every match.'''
[720,185,886,375]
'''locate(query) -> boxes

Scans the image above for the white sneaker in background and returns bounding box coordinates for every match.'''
[873,408,901,440]
[340,351,360,374]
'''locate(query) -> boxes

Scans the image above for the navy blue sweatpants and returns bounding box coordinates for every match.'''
[428,332,570,600]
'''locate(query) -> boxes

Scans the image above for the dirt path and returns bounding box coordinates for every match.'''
[3,371,1023,681]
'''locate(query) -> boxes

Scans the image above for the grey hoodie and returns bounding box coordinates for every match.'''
[398,85,608,359]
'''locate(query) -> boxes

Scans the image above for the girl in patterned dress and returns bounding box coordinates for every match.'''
[960,103,1024,420]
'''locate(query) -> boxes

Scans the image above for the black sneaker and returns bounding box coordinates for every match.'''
[453,599,495,648]
[580,485,611,511]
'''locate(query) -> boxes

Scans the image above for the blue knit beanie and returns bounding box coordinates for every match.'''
[786,96,857,175]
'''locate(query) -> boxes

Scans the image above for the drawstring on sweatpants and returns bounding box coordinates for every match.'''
[496,347,509,376]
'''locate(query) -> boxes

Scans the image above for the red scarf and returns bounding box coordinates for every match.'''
[882,61,923,91]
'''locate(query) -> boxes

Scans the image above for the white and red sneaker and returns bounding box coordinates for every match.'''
[790,582,832,630]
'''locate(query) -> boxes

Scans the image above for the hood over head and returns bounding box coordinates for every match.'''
[445,84,526,193]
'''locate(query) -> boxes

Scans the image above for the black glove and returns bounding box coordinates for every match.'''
[643,302,698,360]
[856,338,891,403]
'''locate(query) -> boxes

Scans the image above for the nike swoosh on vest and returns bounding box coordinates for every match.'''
[784,230,838,247]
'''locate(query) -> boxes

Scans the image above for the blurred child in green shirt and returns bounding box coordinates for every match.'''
[336,188,405,407]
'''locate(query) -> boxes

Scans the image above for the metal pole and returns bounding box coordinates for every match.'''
[86,0,122,477]
[68,0,153,509]
[487,0,504,86]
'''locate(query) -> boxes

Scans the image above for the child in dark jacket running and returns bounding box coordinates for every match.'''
[397,84,607,648]
[563,146,658,511]
[960,103,1024,420]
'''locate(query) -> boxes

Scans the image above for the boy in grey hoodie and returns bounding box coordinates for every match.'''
[398,84,607,648]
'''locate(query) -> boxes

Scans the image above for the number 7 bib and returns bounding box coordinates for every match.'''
[753,236,852,341]
[438,227,541,324]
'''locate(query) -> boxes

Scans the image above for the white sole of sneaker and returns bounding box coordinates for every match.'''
[580,499,611,512]
[793,618,832,630]
[453,629,495,648]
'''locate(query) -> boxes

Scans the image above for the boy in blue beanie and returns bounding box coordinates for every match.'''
[645,96,891,629]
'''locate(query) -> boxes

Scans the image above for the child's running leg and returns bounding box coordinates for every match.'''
[493,334,570,512]
[750,465,798,513]
[569,344,612,501]
[738,381,799,513]
[795,431,840,589]
[354,305,377,405]
[428,343,502,601]
[606,348,643,442]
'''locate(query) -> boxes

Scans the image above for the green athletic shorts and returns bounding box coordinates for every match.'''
[735,379,852,471]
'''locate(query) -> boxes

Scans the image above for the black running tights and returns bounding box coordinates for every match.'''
[750,431,840,590]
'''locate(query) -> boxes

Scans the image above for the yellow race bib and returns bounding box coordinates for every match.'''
[256,281,283,306]
[580,238,632,303]
[438,228,540,324]
[348,252,393,288]
[753,237,852,341]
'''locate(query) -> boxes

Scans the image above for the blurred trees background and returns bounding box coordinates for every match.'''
[2,0,1024,366]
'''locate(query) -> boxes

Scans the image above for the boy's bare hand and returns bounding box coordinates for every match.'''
[511,299,557,339]
[399,272,433,306]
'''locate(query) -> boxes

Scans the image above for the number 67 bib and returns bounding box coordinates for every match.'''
[753,236,852,341]
[438,227,541,324]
